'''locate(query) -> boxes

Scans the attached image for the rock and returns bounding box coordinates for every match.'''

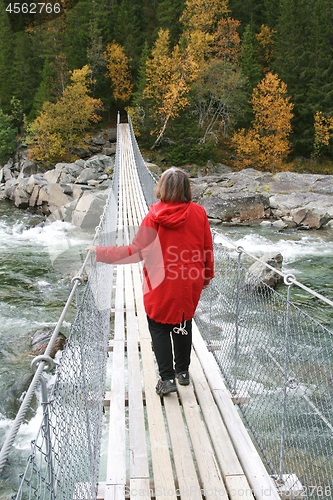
[85,154,113,172]
[290,207,331,229]
[31,329,66,358]
[4,178,19,199]
[2,132,333,231]
[19,160,38,178]
[71,146,91,158]
[36,183,71,215]
[190,170,333,229]
[71,190,110,229]
[201,192,268,223]
[89,145,102,154]
[13,179,31,207]
[76,167,100,184]
[60,183,74,196]
[272,219,288,230]
[3,165,13,181]
[103,145,117,156]
[75,159,86,168]
[43,166,62,184]
[93,134,107,146]
[245,252,283,291]
[106,128,117,142]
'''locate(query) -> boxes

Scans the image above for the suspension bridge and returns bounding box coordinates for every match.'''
[1,115,332,499]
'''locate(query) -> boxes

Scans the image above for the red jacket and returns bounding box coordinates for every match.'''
[96,201,214,324]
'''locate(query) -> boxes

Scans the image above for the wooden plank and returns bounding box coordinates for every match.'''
[105,126,127,492]
[163,393,203,500]
[121,125,150,482]
[138,335,177,500]
[125,265,149,480]
[189,351,255,499]
[192,322,280,500]
[104,484,125,500]
[106,267,126,487]
[177,383,228,500]
[225,475,256,499]
[129,478,151,500]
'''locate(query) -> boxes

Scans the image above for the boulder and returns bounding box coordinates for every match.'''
[76,167,100,184]
[71,190,110,229]
[18,160,38,178]
[3,165,13,181]
[31,329,66,358]
[245,252,284,291]
[201,192,268,223]
[103,144,117,156]
[13,183,31,207]
[70,146,91,158]
[85,154,113,172]
[36,183,71,214]
[4,178,18,199]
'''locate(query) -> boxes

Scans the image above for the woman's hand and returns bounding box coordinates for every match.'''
[86,245,97,253]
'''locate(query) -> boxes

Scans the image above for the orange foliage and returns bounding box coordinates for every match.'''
[214,17,241,64]
[29,65,103,163]
[256,24,276,72]
[143,29,199,147]
[232,72,294,171]
[313,111,333,157]
[104,42,133,102]
[180,0,229,32]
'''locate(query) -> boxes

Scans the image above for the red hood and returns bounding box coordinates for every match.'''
[150,201,191,228]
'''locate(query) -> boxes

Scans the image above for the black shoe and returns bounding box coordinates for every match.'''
[155,378,177,396]
[176,371,190,386]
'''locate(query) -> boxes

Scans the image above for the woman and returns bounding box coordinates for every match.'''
[88,167,214,396]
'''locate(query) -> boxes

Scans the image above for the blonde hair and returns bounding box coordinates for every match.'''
[155,167,192,203]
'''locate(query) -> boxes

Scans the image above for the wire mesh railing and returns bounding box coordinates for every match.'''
[127,113,158,208]
[195,234,333,499]
[3,120,121,499]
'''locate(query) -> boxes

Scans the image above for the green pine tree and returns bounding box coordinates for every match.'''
[0,6,13,113]
[0,108,17,163]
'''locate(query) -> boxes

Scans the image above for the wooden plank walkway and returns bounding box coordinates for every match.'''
[97,124,280,500]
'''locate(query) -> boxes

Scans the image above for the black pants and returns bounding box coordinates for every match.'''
[147,316,192,380]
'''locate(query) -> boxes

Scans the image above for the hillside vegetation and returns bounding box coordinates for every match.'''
[0,0,332,172]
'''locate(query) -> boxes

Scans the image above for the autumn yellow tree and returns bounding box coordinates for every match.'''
[313,111,333,158]
[180,0,229,32]
[179,0,245,143]
[143,28,199,148]
[180,0,230,64]
[214,17,241,63]
[29,65,103,163]
[232,72,294,171]
[104,42,133,103]
[256,24,276,73]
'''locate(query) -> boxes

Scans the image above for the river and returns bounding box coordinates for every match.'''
[0,200,332,496]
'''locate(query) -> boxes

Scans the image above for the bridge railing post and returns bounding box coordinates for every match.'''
[278,274,295,483]
[234,246,244,395]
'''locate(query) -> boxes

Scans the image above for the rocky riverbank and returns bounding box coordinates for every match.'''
[1,130,333,230]
[191,167,333,230]
[0,129,117,232]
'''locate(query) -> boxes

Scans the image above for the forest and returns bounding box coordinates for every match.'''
[0,0,333,172]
